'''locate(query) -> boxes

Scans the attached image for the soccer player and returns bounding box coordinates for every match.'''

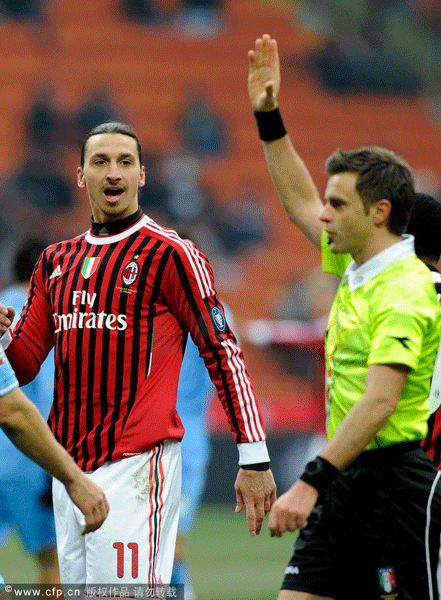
[407,193,441,465]
[0,341,109,586]
[171,335,213,600]
[0,239,59,584]
[248,34,441,600]
[0,122,276,585]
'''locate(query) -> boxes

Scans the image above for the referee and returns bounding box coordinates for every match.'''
[248,34,441,600]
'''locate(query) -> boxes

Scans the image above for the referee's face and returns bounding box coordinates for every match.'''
[321,172,373,264]
[78,133,146,223]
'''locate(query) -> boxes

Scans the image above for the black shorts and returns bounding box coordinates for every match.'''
[281,442,441,600]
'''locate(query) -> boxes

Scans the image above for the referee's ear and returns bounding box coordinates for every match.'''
[372,198,392,227]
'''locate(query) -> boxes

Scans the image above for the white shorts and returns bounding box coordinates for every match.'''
[53,440,181,584]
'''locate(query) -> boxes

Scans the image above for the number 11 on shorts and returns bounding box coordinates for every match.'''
[113,542,139,579]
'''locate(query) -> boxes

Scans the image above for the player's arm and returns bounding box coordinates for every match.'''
[165,245,277,535]
[1,258,54,385]
[0,352,109,534]
[248,34,323,248]
[268,363,408,536]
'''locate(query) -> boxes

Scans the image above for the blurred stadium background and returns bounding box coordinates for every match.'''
[0,0,440,596]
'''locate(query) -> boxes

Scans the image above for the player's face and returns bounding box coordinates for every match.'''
[320,172,374,264]
[77,133,145,223]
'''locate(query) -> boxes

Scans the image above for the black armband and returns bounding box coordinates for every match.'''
[299,457,340,494]
[241,462,270,471]
[254,107,287,142]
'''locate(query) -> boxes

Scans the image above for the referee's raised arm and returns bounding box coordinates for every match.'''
[248,34,324,249]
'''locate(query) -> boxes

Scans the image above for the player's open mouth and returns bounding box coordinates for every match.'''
[104,187,124,201]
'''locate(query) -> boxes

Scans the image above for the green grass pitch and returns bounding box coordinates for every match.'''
[0,504,296,599]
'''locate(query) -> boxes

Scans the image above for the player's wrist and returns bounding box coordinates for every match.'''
[0,328,12,350]
[237,440,270,465]
[254,107,287,142]
[0,347,19,397]
[299,456,340,494]
[240,462,270,471]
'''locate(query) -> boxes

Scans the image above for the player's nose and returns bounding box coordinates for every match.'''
[106,161,122,181]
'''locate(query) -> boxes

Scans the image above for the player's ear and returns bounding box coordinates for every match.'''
[77,167,86,188]
[372,199,392,226]
[138,166,146,188]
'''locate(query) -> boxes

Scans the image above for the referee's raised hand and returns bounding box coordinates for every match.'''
[248,34,281,112]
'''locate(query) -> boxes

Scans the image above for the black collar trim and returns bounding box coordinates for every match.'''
[90,208,143,237]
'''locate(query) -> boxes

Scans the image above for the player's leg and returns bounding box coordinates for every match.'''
[0,471,59,584]
[36,546,59,584]
[0,572,8,600]
[171,430,210,599]
[83,441,181,584]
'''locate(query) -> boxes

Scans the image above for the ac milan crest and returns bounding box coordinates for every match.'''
[122,260,139,286]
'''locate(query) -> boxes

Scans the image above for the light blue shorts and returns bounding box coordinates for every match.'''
[0,469,56,554]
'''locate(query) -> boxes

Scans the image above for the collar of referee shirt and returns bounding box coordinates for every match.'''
[90,207,143,236]
[344,234,415,292]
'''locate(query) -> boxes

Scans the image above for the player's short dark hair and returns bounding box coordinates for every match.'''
[80,121,143,168]
[325,146,415,236]
[406,193,441,262]
[14,238,47,282]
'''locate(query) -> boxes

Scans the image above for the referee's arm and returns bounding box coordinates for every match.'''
[268,363,408,537]
[320,363,409,470]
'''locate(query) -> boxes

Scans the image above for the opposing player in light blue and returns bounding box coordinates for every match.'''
[0,239,58,583]
[171,304,235,600]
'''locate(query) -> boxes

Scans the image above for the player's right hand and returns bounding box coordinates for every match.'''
[66,474,110,535]
[0,303,15,334]
[248,34,281,112]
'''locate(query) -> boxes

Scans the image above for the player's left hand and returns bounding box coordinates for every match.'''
[234,468,277,536]
[0,303,15,334]
[267,479,318,537]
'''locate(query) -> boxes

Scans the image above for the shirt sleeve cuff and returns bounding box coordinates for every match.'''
[237,441,270,465]
[0,330,12,351]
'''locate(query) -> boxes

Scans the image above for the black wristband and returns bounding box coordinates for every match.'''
[254,108,287,142]
[299,457,340,494]
[241,462,270,471]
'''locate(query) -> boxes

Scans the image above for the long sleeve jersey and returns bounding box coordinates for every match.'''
[6,210,268,471]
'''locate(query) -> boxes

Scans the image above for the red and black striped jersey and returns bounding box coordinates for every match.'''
[421,266,441,468]
[6,211,267,471]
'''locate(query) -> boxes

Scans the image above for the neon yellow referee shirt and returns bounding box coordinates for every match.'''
[321,232,441,449]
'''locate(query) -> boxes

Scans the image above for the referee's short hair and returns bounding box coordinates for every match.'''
[325,146,415,236]
[407,193,441,263]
